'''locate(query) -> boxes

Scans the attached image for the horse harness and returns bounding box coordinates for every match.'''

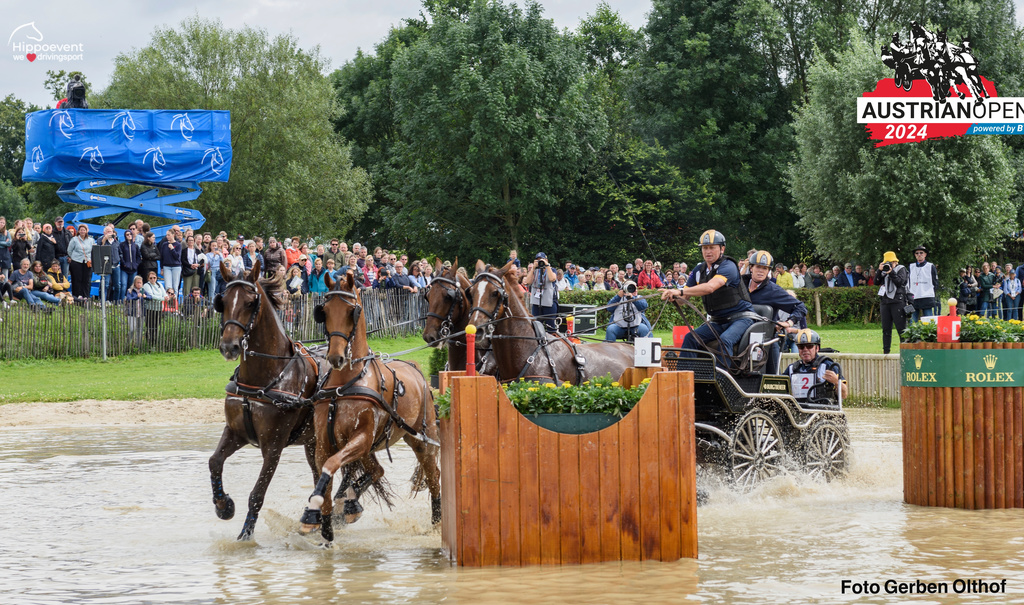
[314,288,440,453]
[216,280,322,447]
[424,276,468,343]
[471,272,587,385]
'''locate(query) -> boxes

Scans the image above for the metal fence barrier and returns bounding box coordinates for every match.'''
[0,289,427,360]
[780,352,900,401]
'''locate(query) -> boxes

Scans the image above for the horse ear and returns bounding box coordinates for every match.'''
[325,271,336,291]
[313,304,326,324]
[434,257,444,275]
[345,271,356,291]
[219,259,233,283]
[248,257,262,282]
[474,259,486,276]
[495,260,513,277]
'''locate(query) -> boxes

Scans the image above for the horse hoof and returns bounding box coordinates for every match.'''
[299,523,319,534]
[214,496,235,521]
[299,507,322,529]
[343,512,363,525]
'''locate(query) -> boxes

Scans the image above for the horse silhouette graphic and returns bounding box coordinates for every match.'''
[30,146,44,172]
[202,148,226,175]
[79,146,104,172]
[7,22,43,46]
[48,110,74,139]
[143,147,166,175]
[111,111,136,141]
[881,22,990,103]
[171,113,194,141]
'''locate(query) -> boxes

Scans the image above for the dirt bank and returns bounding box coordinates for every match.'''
[0,398,225,427]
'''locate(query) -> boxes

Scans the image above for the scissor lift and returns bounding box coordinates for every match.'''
[57,178,206,239]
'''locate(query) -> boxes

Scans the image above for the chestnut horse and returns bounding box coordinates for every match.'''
[298,271,441,540]
[209,258,333,542]
[466,260,634,384]
[422,258,504,375]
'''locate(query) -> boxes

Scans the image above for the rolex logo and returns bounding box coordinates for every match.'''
[914,354,923,370]
[984,354,998,370]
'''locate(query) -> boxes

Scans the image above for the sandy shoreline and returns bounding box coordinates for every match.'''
[0,398,226,427]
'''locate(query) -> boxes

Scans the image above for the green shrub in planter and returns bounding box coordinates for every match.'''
[436,374,650,419]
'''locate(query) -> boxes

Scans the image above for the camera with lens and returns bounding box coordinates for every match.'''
[882,263,892,272]
[623,280,637,296]
[536,259,546,267]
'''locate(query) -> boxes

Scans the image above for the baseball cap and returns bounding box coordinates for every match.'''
[626,263,633,269]
[535,252,547,259]
[443,260,452,269]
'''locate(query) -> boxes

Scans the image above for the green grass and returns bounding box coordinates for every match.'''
[0,335,437,404]
[1,325,887,404]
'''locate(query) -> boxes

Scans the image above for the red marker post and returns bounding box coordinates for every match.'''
[937,297,961,343]
[465,324,477,376]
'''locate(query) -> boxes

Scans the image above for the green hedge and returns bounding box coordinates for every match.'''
[558,285,881,327]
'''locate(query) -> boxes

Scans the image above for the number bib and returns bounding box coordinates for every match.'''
[790,372,817,399]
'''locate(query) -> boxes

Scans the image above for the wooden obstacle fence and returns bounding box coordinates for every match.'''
[901,342,1024,509]
[439,367,697,566]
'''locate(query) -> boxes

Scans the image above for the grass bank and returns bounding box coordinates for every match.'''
[1,326,885,404]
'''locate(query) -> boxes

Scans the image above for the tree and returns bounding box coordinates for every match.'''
[0,179,29,220]
[789,31,1015,280]
[0,95,40,187]
[96,17,372,238]
[384,0,607,259]
[631,0,802,261]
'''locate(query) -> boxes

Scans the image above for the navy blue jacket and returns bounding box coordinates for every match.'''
[743,275,808,324]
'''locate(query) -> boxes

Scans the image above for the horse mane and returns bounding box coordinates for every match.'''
[257,275,288,311]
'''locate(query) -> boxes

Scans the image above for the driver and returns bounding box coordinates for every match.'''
[743,250,808,373]
[782,329,848,401]
[661,229,756,369]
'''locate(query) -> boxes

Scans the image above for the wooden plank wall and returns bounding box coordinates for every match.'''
[780,352,900,400]
[902,342,1024,509]
[439,368,697,566]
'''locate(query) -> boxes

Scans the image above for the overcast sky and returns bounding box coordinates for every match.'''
[3,0,652,109]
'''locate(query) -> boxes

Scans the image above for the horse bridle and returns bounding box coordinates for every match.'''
[468,272,510,338]
[215,281,261,357]
[314,289,363,369]
[424,276,468,339]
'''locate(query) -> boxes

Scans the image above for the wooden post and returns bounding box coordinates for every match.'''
[814,290,822,327]
[465,324,477,376]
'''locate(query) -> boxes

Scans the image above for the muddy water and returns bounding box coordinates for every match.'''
[1,410,1023,604]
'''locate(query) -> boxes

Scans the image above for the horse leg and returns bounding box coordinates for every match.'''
[301,430,373,529]
[209,426,247,521]
[404,434,442,525]
[237,442,286,541]
[303,439,334,544]
[339,453,385,525]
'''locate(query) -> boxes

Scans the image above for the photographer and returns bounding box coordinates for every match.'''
[878,251,910,354]
[605,281,652,341]
[523,252,558,333]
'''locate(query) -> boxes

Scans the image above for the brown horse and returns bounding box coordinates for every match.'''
[422,258,480,371]
[209,258,333,542]
[466,260,634,384]
[298,271,442,540]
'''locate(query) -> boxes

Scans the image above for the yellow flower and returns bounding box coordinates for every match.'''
[545,383,556,389]
[641,377,652,384]
[968,314,979,320]
[527,387,538,392]
[562,382,571,388]
[519,377,525,382]
[976,320,984,325]
[611,381,620,387]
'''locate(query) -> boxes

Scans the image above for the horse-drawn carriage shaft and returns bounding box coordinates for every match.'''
[465,260,633,385]
[209,257,330,542]
[299,271,442,542]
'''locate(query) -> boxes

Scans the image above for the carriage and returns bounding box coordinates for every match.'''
[662,305,850,487]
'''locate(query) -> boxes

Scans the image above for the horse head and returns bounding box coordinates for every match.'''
[203,147,226,175]
[215,257,264,361]
[48,110,74,139]
[172,113,195,141]
[466,260,514,350]
[319,271,366,370]
[143,147,166,176]
[112,111,136,141]
[79,146,104,172]
[422,257,471,345]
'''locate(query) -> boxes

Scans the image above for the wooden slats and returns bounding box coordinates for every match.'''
[439,369,697,565]
[903,342,1024,510]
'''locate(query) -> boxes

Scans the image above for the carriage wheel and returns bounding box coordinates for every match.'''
[730,410,785,488]
[803,418,850,481]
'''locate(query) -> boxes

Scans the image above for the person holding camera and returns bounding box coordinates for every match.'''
[878,251,910,354]
[605,281,652,341]
[524,252,558,333]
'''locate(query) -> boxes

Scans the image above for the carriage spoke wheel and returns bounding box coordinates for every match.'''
[803,419,849,482]
[730,410,785,489]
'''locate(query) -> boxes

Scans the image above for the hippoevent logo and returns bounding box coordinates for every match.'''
[8,21,84,64]
[857,22,1024,147]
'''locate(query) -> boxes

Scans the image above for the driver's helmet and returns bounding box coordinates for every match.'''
[748,250,773,268]
[697,230,726,247]
[795,329,821,346]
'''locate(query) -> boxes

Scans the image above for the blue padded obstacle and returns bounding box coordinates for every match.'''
[22,109,231,239]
